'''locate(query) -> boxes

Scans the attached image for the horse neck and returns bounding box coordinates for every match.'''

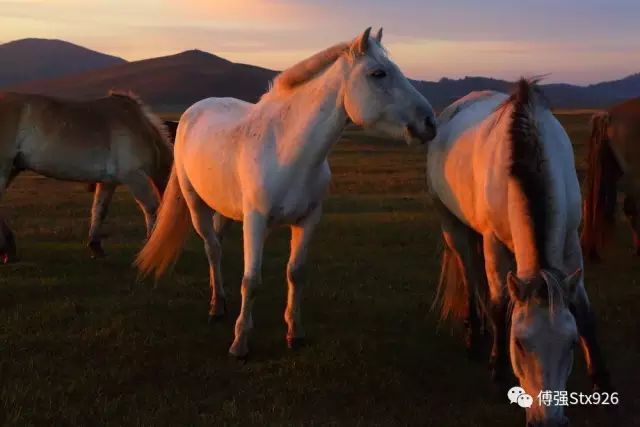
[503,105,555,279]
[271,58,349,167]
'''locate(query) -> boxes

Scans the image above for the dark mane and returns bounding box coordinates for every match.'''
[504,78,550,268]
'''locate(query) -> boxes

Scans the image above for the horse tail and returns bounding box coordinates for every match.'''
[581,112,621,260]
[433,230,489,328]
[144,116,173,196]
[433,246,468,322]
[135,166,190,279]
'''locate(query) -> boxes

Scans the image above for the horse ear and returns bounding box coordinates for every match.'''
[375,27,383,43]
[507,271,526,303]
[563,268,582,302]
[353,27,372,55]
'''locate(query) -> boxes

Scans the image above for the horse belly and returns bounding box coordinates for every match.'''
[183,147,244,221]
[19,135,114,182]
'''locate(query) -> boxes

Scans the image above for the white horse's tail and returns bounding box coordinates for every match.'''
[135,166,191,279]
[432,239,489,325]
[433,246,467,322]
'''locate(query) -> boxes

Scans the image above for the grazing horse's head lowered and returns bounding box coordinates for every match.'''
[508,269,581,427]
[271,27,437,145]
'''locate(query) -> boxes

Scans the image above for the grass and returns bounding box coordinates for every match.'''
[1,114,639,426]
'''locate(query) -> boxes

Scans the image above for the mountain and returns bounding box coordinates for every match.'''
[412,74,640,110]
[0,38,126,87]
[9,49,278,111]
[4,39,639,111]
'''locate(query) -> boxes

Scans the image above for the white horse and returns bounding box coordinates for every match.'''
[429,80,611,427]
[136,28,436,358]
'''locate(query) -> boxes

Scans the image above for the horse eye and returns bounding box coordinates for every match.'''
[370,69,387,79]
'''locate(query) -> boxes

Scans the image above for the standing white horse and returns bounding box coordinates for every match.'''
[136,28,436,358]
[429,80,611,427]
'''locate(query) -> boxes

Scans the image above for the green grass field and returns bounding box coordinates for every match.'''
[1,114,638,426]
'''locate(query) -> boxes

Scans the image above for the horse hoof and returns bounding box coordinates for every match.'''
[88,241,106,258]
[287,336,306,350]
[466,346,483,362]
[229,351,249,363]
[208,313,226,324]
[1,252,17,264]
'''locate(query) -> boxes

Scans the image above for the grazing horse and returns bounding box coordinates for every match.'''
[429,80,611,427]
[0,92,172,260]
[582,97,640,260]
[136,27,437,358]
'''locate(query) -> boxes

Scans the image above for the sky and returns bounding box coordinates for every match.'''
[1,0,638,84]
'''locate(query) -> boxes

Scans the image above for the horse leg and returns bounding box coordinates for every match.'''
[285,205,322,349]
[0,166,20,263]
[623,195,640,255]
[213,212,232,242]
[564,230,613,392]
[229,211,267,359]
[436,201,485,360]
[483,233,512,383]
[122,171,161,238]
[87,183,116,258]
[182,189,226,321]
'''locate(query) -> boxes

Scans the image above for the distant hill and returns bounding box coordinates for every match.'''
[413,74,640,110]
[9,49,277,111]
[4,39,639,111]
[0,38,126,88]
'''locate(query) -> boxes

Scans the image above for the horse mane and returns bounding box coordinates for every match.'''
[266,42,351,97]
[108,90,173,194]
[580,112,623,260]
[108,90,171,144]
[499,77,551,268]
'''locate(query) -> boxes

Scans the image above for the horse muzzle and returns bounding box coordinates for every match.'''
[406,115,437,145]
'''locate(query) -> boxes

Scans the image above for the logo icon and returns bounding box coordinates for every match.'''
[508,386,534,408]
[517,394,534,408]
[507,386,525,404]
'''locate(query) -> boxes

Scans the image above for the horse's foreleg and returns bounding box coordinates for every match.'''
[483,234,512,383]
[623,195,640,255]
[123,171,161,238]
[229,211,267,359]
[285,205,322,349]
[564,230,613,392]
[87,183,116,258]
[571,287,613,392]
[0,167,20,263]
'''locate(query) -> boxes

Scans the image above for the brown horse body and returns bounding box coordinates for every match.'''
[0,92,173,260]
[582,97,640,259]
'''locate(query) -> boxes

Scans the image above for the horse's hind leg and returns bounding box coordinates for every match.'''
[122,171,161,238]
[623,195,640,256]
[436,201,485,360]
[87,182,116,258]
[176,173,226,320]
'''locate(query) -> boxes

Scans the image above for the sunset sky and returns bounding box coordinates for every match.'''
[1,0,638,84]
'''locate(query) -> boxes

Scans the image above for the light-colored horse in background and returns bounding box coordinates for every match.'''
[136,28,436,358]
[582,98,640,260]
[429,80,611,427]
[0,92,172,260]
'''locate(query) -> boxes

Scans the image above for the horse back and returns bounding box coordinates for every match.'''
[0,92,166,182]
